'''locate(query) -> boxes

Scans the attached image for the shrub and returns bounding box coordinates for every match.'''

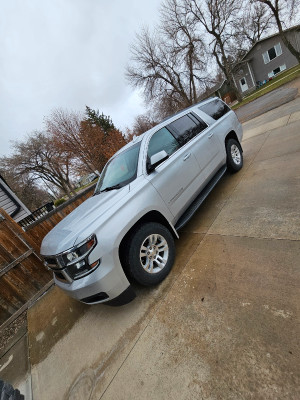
[54,198,66,207]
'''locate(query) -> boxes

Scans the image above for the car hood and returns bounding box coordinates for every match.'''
[40,186,129,256]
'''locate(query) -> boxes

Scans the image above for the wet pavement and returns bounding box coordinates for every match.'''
[1,85,300,400]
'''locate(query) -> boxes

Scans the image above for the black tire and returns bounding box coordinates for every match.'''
[126,222,175,286]
[226,138,243,173]
[0,380,24,400]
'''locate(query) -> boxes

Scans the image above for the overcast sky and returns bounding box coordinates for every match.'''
[0,0,162,157]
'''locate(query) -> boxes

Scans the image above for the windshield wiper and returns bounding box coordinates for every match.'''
[100,183,123,193]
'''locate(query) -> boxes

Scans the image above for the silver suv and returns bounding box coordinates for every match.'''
[41,98,243,305]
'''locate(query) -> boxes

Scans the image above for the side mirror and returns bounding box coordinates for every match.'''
[148,150,169,172]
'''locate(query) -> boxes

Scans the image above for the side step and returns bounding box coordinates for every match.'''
[175,165,227,231]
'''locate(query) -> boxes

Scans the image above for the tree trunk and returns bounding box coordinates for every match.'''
[260,0,300,63]
[280,31,300,64]
[228,74,243,103]
[223,57,243,103]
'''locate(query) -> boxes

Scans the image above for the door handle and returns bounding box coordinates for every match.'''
[208,132,214,138]
[183,153,191,161]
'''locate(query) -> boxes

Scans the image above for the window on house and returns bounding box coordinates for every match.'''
[268,64,286,79]
[262,43,282,64]
[268,47,276,60]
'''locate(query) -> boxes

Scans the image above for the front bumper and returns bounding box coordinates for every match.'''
[51,248,133,305]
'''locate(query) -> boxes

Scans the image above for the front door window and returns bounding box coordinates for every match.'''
[240,77,248,92]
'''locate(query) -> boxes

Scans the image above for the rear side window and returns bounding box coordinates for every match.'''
[199,99,230,120]
[167,113,207,146]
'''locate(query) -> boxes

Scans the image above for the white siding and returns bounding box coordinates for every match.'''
[0,178,31,222]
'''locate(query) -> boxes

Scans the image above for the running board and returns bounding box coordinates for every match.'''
[175,165,227,231]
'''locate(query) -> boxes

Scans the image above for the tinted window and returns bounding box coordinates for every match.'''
[168,114,207,146]
[268,47,276,60]
[147,127,179,159]
[199,99,230,120]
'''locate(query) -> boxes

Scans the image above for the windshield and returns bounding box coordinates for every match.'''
[94,142,141,194]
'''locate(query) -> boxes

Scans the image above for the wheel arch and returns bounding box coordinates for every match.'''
[225,130,243,151]
[118,210,178,279]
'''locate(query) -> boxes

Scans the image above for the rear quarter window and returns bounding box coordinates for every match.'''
[167,113,207,146]
[199,99,230,120]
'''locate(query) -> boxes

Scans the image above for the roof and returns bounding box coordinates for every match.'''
[117,97,219,156]
[208,79,227,93]
[0,173,10,188]
[240,24,300,63]
[158,97,216,125]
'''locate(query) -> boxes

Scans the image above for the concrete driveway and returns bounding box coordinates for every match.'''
[3,96,299,399]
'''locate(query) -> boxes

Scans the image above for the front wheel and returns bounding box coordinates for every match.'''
[226,138,243,173]
[126,222,175,286]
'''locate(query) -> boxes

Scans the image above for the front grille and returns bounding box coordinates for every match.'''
[44,256,64,270]
[44,257,57,266]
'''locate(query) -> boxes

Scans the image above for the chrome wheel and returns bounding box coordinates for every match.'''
[139,234,169,274]
[231,144,241,165]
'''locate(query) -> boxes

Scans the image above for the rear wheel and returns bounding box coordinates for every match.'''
[126,222,175,286]
[226,138,243,173]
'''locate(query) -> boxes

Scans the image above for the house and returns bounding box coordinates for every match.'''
[233,25,300,96]
[0,174,31,222]
[198,80,237,104]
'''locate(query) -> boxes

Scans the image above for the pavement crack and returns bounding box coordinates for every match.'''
[205,232,300,243]
[286,113,292,125]
[253,148,300,164]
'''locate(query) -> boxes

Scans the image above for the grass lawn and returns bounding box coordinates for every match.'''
[232,64,300,110]
[74,178,98,193]
[54,179,98,205]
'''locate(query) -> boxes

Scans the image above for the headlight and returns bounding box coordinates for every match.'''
[57,234,100,280]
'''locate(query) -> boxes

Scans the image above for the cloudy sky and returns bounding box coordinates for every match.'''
[0,0,162,157]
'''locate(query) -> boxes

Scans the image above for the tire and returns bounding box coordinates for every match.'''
[0,380,24,400]
[226,138,243,173]
[126,222,175,286]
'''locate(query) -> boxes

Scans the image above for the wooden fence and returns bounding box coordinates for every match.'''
[0,184,95,330]
[0,209,52,330]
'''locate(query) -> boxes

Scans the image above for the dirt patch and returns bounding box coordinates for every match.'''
[0,312,27,358]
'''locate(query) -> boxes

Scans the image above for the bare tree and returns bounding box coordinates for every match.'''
[256,0,300,62]
[45,108,96,174]
[0,131,77,198]
[126,0,210,110]
[160,0,210,102]
[0,169,50,211]
[188,0,244,101]
[233,2,274,50]
[46,107,126,175]
[126,114,158,140]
